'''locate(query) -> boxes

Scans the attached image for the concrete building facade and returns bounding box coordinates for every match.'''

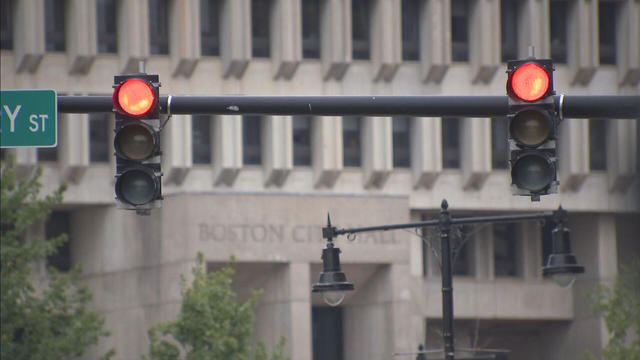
[1,0,638,359]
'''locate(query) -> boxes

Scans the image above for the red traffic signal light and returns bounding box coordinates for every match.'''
[508,63,550,102]
[113,78,157,116]
[112,74,162,212]
[507,61,553,102]
[506,59,558,201]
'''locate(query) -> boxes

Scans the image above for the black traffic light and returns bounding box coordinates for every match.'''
[112,74,162,212]
[506,59,558,201]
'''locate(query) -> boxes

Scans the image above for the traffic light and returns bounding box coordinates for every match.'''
[506,59,558,201]
[112,74,162,212]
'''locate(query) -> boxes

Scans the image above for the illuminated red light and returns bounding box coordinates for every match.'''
[114,79,156,116]
[510,63,550,102]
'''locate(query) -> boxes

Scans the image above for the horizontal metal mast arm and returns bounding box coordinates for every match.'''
[561,95,640,119]
[57,95,640,119]
[332,211,555,236]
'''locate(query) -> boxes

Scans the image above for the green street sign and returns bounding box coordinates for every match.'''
[1,89,57,148]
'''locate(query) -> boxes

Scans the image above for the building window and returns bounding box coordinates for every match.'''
[451,0,469,62]
[453,238,472,276]
[37,146,58,162]
[599,0,617,65]
[302,0,320,59]
[45,0,66,52]
[201,0,220,56]
[293,116,312,166]
[352,0,370,60]
[192,115,212,164]
[89,113,110,163]
[149,0,170,55]
[97,0,118,53]
[493,223,517,277]
[589,118,607,171]
[541,221,554,266]
[550,0,568,64]
[252,0,271,58]
[343,117,361,167]
[243,115,262,165]
[491,117,509,169]
[442,117,460,169]
[501,0,518,62]
[393,117,411,168]
[312,306,344,360]
[421,214,432,277]
[0,0,13,50]
[45,211,72,272]
[402,0,420,61]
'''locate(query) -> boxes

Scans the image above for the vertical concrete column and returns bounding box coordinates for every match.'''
[344,265,423,359]
[606,119,637,192]
[563,214,618,359]
[59,113,90,183]
[212,116,242,186]
[220,0,251,78]
[169,0,200,77]
[420,0,451,83]
[162,115,193,185]
[320,0,352,80]
[469,0,500,83]
[616,0,640,86]
[362,117,392,188]
[286,263,312,360]
[344,266,393,360]
[389,264,426,356]
[411,118,442,189]
[271,0,302,79]
[460,118,491,189]
[253,264,312,360]
[5,147,37,177]
[370,0,402,81]
[263,116,293,187]
[117,0,150,73]
[518,0,551,58]
[14,0,45,73]
[558,118,589,191]
[312,116,343,188]
[567,0,598,85]
[67,0,97,74]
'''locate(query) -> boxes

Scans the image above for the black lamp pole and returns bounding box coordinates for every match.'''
[317,199,584,360]
[439,201,455,360]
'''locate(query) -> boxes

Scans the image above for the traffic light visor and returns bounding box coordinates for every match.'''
[512,154,554,192]
[115,123,157,161]
[510,109,553,147]
[114,79,156,116]
[116,168,159,206]
[510,63,550,102]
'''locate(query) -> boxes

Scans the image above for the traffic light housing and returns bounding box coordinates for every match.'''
[506,59,558,201]
[113,74,162,212]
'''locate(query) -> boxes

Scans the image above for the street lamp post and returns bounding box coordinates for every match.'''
[312,199,585,360]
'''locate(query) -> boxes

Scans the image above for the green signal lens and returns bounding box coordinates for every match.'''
[512,154,554,192]
[116,168,158,205]
[510,109,552,147]
[115,123,156,161]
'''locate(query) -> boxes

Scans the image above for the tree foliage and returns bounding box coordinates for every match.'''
[589,258,640,360]
[0,157,113,360]
[145,253,288,360]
